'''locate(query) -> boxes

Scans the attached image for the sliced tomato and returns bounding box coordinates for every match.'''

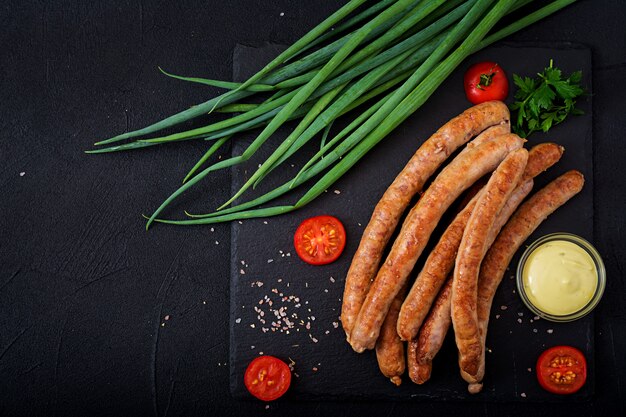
[294,215,346,265]
[464,61,509,104]
[244,355,292,401]
[536,345,587,395]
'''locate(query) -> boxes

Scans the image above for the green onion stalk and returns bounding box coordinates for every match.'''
[87,0,578,228]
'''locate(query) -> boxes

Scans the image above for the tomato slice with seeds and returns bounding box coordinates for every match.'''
[536,345,587,395]
[293,215,346,265]
[244,355,292,401]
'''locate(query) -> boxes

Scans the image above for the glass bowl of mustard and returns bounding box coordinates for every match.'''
[516,233,606,322]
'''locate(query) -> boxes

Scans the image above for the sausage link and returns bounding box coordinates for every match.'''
[408,276,453,385]
[398,144,563,384]
[457,123,511,157]
[522,142,564,180]
[398,142,561,342]
[375,284,408,386]
[474,170,585,390]
[405,183,531,385]
[350,134,524,353]
[452,149,528,389]
[398,194,479,341]
[341,101,510,338]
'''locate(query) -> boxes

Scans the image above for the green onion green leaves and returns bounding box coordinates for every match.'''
[88,0,580,228]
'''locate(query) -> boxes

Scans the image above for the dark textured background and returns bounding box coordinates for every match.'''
[0,1,624,416]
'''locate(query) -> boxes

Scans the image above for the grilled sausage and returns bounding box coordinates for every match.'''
[349,134,524,353]
[452,149,528,389]
[398,142,562,342]
[408,276,453,385]
[375,284,408,386]
[341,102,510,339]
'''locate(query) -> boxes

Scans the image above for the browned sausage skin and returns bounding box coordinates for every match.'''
[472,170,585,392]
[341,102,510,339]
[399,142,562,342]
[375,284,408,386]
[350,134,524,353]
[407,184,531,386]
[406,144,564,386]
[452,149,528,389]
[408,276,453,385]
[398,192,480,342]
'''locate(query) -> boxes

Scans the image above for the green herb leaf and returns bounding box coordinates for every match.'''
[510,60,585,138]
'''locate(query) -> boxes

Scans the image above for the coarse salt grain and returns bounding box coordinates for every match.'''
[521,393,527,398]
[164,315,170,321]
[240,269,245,274]
[500,305,508,310]
[517,318,522,323]
[547,329,554,334]
[333,190,341,194]
[19,172,25,177]
[235,318,241,324]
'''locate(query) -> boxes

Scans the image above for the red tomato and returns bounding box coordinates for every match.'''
[293,215,346,265]
[536,345,587,395]
[244,355,292,401]
[463,61,509,104]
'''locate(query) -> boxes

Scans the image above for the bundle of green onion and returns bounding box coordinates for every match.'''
[88,0,577,228]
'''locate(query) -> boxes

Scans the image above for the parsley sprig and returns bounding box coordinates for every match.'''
[510,59,585,138]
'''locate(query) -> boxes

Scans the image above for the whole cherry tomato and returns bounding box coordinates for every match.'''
[464,61,509,104]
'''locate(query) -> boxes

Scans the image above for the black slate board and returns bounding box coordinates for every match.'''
[229,43,593,401]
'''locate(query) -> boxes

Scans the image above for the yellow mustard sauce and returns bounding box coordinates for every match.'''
[522,240,598,316]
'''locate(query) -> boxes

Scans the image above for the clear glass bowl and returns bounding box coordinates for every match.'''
[516,233,606,322]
